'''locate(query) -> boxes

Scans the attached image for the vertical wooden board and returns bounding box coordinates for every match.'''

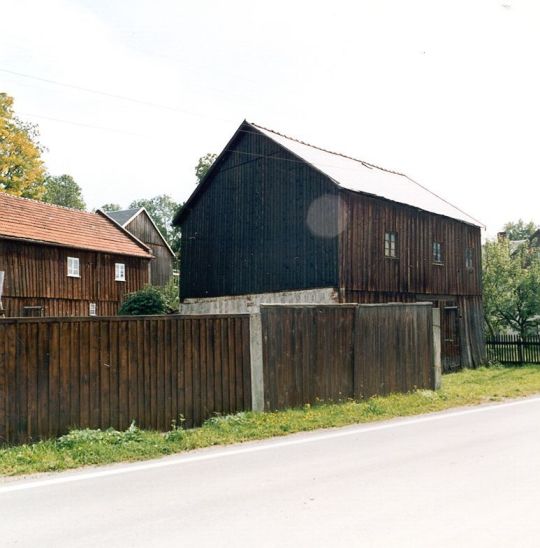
[233,318,243,412]
[99,320,111,429]
[164,318,174,428]
[220,318,229,414]
[5,324,18,444]
[35,321,50,439]
[108,320,119,430]
[205,318,215,416]
[176,320,185,425]
[127,320,139,425]
[0,325,6,444]
[227,317,236,413]
[118,321,130,430]
[300,308,311,404]
[47,321,61,438]
[26,323,39,441]
[241,316,251,410]
[78,321,90,428]
[68,321,81,428]
[192,319,202,425]
[212,318,222,414]
[88,320,101,429]
[199,319,208,421]
[183,320,193,427]
[169,318,178,424]
[155,319,165,430]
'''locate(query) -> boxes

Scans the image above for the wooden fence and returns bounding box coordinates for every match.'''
[0,315,251,445]
[486,335,540,364]
[261,303,435,410]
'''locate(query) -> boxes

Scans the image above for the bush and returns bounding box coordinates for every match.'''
[119,286,166,315]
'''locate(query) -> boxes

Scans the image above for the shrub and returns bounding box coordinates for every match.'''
[119,286,166,315]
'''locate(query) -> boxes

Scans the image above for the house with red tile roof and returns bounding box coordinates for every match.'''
[0,192,153,317]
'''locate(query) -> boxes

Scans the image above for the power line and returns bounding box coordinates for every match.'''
[19,112,149,138]
[0,67,234,123]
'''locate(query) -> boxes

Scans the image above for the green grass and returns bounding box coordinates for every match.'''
[2,365,540,477]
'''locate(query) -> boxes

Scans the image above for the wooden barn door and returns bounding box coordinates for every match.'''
[442,304,461,372]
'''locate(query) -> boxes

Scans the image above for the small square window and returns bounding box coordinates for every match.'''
[89,303,97,316]
[384,231,398,258]
[433,242,443,264]
[465,248,474,269]
[115,263,125,281]
[67,257,80,277]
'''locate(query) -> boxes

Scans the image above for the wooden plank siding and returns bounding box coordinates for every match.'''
[124,212,174,286]
[261,304,435,411]
[0,239,150,317]
[180,129,339,299]
[0,315,252,445]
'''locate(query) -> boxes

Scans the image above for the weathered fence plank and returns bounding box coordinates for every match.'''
[0,315,252,445]
[261,303,435,411]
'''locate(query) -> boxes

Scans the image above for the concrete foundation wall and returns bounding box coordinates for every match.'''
[180,287,339,315]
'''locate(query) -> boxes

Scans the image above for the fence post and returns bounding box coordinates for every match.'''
[432,308,442,390]
[249,313,265,412]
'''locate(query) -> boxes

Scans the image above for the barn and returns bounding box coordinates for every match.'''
[0,193,153,317]
[102,207,175,286]
[174,121,486,369]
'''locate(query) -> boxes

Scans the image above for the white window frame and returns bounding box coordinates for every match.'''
[115,262,126,282]
[384,231,398,258]
[89,303,97,316]
[67,257,80,278]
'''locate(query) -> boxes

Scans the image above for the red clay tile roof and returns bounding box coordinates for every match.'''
[0,192,152,258]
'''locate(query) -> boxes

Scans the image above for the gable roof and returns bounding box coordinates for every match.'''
[105,208,141,226]
[0,192,153,258]
[101,207,175,258]
[174,120,483,228]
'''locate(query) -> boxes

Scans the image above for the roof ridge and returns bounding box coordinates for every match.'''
[249,122,407,178]
[0,190,98,217]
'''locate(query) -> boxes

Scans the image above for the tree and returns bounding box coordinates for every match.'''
[42,174,86,210]
[129,195,182,256]
[483,236,540,338]
[503,219,538,240]
[0,93,46,198]
[99,203,122,212]
[118,286,167,315]
[195,153,217,184]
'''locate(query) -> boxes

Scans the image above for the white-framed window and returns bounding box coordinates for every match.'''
[465,248,474,270]
[89,303,97,316]
[67,257,80,277]
[433,241,443,264]
[384,231,398,258]
[115,263,126,281]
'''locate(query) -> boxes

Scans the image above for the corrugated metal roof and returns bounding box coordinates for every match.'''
[251,122,483,227]
[103,208,141,227]
[0,193,152,258]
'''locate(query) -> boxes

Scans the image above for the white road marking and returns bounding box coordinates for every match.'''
[1,396,539,495]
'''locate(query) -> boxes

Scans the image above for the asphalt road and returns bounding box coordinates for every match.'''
[2,397,540,548]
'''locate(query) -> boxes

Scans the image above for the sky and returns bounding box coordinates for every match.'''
[1,0,539,237]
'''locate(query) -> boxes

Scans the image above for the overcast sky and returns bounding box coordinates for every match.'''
[1,0,539,237]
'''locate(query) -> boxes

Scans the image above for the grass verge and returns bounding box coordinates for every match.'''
[2,365,540,477]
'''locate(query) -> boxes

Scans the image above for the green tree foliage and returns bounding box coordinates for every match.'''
[42,174,86,210]
[195,152,217,184]
[483,237,540,337]
[0,93,46,198]
[118,286,167,315]
[99,203,121,212]
[129,194,182,256]
[503,219,538,240]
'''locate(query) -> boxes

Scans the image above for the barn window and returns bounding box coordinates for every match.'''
[67,257,80,277]
[433,241,443,264]
[384,232,398,258]
[465,248,474,269]
[89,303,97,316]
[115,263,126,281]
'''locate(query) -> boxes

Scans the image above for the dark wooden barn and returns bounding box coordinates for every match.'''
[0,193,153,317]
[174,121,486,368]
[103,207,175,286]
